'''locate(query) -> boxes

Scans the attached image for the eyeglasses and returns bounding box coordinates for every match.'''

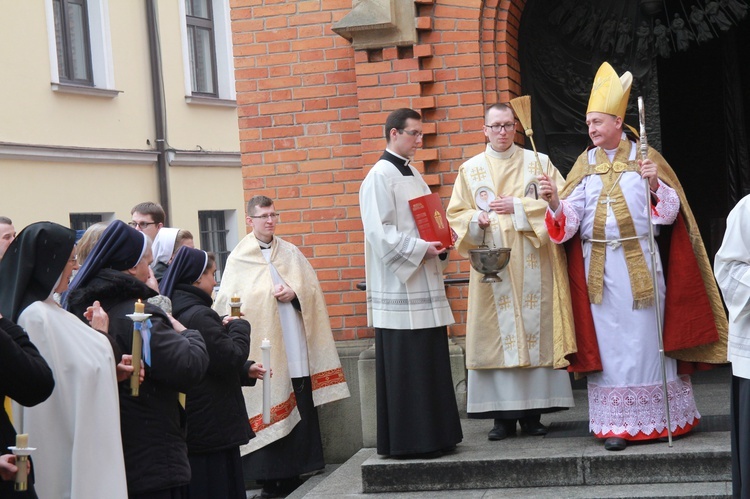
[249,213,280,221]
[128,221,157,229]
[485,122,517,133]
[398,129,423,138]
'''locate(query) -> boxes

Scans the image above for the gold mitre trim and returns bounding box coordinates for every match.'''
[586,62,632,119]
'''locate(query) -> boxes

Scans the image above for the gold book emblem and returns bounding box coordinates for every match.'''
[433,210,444,229]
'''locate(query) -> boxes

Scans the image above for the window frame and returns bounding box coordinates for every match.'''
[53,0,94,85]
[178,0,236,103]
[69,212,104,231]
[45,0,118,95]
[198,210,231,283]
[185,0,219,97]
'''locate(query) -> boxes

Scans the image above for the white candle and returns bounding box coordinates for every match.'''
[261,338,271,424]
[15,433,28,449]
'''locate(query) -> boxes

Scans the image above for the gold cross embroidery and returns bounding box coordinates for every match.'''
[470,167,487,182]
[527,161,538,175]
[524,292,539,309]
[497,295,512,310]
[527,333,539,350]
[525,253,539,269]
[503,334,516,351]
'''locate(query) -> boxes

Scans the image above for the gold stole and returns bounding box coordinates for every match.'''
[587,140,654,309]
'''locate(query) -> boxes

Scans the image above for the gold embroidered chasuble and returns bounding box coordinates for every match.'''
[447,144,568,370]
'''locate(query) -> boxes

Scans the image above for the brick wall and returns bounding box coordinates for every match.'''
[231,0,525,341]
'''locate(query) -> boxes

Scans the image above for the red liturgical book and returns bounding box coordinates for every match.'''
[409,192,452,249]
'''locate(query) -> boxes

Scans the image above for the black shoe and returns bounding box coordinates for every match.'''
[488,421,516,441]
[520,419,548,436]
[260,481,282,499]
[393,449,444,459]
[260,477,300,498]
[604,437,627,451]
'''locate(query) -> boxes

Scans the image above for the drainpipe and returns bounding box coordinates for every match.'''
[145,0,170,225]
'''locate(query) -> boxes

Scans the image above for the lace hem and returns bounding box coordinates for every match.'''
[588,376,700,437]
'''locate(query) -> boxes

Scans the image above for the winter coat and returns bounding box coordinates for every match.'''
[0,317,54,499]
[171,284,256,454]
[66,269,209,495]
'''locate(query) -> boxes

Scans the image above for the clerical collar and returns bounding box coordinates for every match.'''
[603,133,629,161]
[256,237,272,249]
[381,149,413,176]
[485,143,517,160]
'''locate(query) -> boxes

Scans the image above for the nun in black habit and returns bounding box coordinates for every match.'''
[65,220,209,499]
[0,222,127,498]
[0,224,58,498]
[161,246,263,499]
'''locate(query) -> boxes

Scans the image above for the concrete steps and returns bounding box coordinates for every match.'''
[361,430,730,493]
[295,367,732,497]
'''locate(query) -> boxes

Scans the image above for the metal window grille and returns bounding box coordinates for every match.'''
[198,210,229,282]
[69,213,103,231]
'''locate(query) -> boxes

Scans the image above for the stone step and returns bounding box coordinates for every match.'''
[296,370,733,497]
[297,447,732,498]
[361,429,730,493]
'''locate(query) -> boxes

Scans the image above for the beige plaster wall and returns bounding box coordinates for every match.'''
[157,1,241,153]
[0,2,154,149]
[0,160,159,230]
[167,165,247,250]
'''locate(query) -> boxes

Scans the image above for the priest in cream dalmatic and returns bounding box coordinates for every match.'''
[214,195,349,498]
[447,103,573,442]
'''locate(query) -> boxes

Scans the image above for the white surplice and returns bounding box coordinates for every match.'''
[715,194,750,379]
[359,154,454,330]
[16,298,127,499]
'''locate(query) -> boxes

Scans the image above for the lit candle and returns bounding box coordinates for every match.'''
[15,433,28,449]
[134,299,145,314]
[261,338,271,424]
[230,294,241,318]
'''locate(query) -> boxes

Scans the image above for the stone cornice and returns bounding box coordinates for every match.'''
[0,142,157,165]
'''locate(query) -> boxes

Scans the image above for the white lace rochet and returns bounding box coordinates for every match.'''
[588,375,700,437]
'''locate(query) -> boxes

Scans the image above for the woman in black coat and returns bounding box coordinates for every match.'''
[66,221,209,499]
[161,246,264,499]
[0,315,54,499]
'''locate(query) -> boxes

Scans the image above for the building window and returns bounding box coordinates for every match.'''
[45,0,117,94]
[69,213,103,231]
[185,0,218,96]
[199,210,230,281]
[53,0,93,84]
[179,0,236,102]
